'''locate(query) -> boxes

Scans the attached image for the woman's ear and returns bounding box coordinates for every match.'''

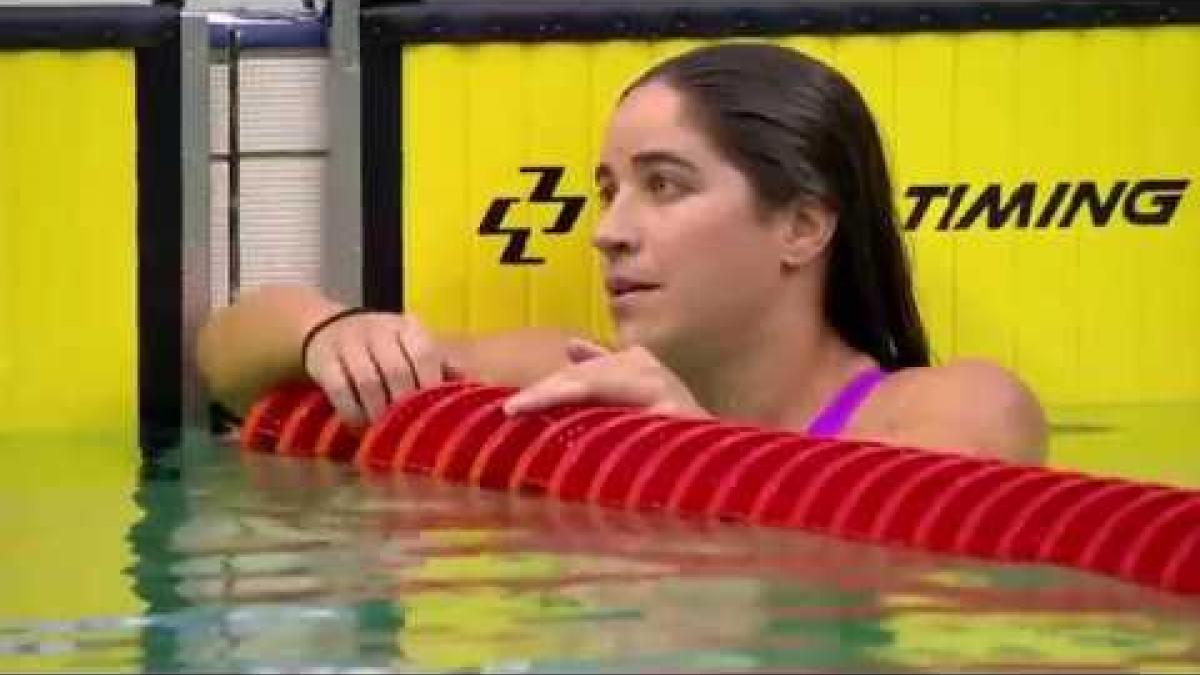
[777,201,837,270]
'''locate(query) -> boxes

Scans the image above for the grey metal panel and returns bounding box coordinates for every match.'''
[239,157,324,286]
[209,160,231,308]
[187,0,313,10]
[0,0,153,4]
[209,62,229,157]
[324,0,362,306]
[210,158,324,295]
[210,55,328,155]
[181,12,211,431]
[209,47,329,308]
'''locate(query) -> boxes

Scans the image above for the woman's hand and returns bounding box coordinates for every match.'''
[304,311,458,426]
[502,339,709,419]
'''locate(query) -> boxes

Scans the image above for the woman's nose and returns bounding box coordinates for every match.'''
[592,204,640,258]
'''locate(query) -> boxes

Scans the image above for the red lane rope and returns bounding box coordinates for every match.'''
[240,380,1200,595]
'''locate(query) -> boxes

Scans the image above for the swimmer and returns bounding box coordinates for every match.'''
[198,43,1046,463]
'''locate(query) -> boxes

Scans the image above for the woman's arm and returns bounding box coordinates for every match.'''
[196,284,342,414]
[196,283,577,424]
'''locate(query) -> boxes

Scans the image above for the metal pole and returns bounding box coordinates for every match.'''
[226,26,242,304]
[180,11,212,433]
[325,0,364,306]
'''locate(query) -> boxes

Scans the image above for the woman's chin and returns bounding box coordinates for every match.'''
[614,321,670,355]
[614,321,648,349]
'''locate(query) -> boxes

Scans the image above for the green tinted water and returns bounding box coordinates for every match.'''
[1,416,1198,672]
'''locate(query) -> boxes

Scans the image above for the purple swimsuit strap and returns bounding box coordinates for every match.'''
[805,367,887,437]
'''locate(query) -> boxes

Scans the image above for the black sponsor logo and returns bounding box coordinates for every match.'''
[903,179,1189,231]
[478,166,586,264]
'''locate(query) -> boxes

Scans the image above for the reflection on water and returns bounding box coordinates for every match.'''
[1,430,1199,673]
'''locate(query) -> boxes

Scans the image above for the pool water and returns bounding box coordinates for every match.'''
[1,408,1198,673]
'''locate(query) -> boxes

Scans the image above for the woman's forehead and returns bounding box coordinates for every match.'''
[612,82,687,128]
[603,83,719,165]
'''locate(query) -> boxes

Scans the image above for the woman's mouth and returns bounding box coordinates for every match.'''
[606,278,662,298]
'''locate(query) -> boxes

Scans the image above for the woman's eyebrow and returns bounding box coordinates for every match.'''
[631,150,699,174]
[595,151,699,183]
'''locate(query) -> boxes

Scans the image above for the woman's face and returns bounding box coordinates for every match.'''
[594,81,793,362]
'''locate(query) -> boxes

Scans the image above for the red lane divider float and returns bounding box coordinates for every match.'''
[240,380,1200,595]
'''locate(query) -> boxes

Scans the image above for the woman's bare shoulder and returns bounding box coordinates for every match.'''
[858,359,1048,463]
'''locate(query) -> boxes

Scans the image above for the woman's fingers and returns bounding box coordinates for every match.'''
[503,361,650,415]
[308,352,367,428]
[504,345,709,418]
[565,338,610,363]
[502,373,592,415]
[304,311,452,425]
[338,342,390,423]
[502,339,618,413]
[367,327,418,404]
[397,316,446,390]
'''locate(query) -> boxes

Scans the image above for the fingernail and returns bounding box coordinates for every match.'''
[502,395,524,416]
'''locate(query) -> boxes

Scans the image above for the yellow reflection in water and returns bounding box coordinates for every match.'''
[0,436,144,671]
[874,612,1197,670]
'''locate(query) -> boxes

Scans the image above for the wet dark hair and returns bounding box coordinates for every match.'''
[625,42,930,369]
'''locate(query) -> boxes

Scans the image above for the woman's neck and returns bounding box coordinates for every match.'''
[673,306,874,430]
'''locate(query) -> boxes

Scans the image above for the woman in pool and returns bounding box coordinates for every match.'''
[198,43,1046,463]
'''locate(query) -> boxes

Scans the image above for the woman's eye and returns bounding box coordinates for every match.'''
[646,173,681,199]
[595,184,615,208]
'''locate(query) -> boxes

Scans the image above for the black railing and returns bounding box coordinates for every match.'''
[0,6,178,48]
[360,1,1200,44]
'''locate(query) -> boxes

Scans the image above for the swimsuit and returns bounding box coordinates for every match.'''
[805,367,887,437]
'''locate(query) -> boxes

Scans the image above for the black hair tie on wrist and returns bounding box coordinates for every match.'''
[300,307,372,371]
